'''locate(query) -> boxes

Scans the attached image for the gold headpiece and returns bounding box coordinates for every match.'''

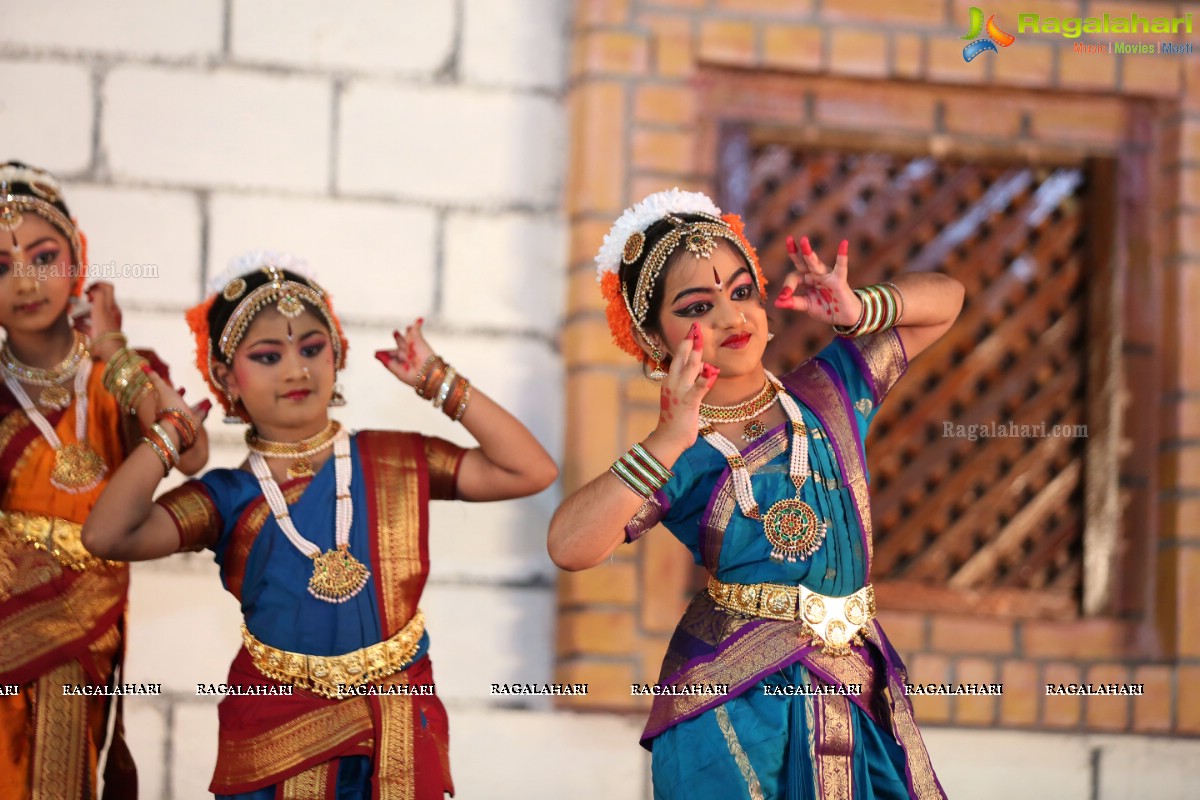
[215,266,343,367]
[623,213,759,335]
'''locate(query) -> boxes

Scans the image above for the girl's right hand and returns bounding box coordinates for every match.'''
[652,323,719,451]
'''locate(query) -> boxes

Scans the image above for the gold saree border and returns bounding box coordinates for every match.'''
[279,760,336,800]
[32,661,88,800]
[848,330,907,405]
[714,705,765,800]
[813,693,854,800]
[358,431,426,636]
[212,701,373,789]
[0,560,127,678]
[156,482,221,553]
[375,693,415,800]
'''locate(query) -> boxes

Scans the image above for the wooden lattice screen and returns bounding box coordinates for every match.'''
[720,143,1097,619]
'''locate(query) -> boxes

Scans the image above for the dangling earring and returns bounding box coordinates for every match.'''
[767,332,776,342]
[648,347,668,381]
[222,390,244,424]
[329,383,347,407]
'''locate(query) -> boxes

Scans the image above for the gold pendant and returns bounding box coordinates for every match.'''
[308,544,370,603]
[50,443,107,494]
[742,419,766,442]
[763,498,826,563]
[287,457,314,479]
[38,385,72,411]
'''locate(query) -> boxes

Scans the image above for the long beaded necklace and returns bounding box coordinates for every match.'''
[4,357,107,493]
[246,419,340,479]
[699,378,779,442]
[0,331,88,411]
[698,371,827,562]
[249,426,371,603]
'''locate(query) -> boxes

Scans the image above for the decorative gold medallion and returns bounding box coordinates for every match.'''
[684,228,718,259]
[0,204,23,231]
[223,277,247,301]
[622,231,645,265]
[50,442,107,493]
[763,498,826,563]
[277,292,304,318]
[287,457,314,479]
[742,419,766,442]
[28,181,60,203]
[308,544,370,602]
[37,385,72,411]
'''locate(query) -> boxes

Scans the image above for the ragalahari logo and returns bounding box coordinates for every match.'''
[962,7,1016,61]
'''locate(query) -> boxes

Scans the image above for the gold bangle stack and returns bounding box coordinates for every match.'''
[832,284,904,338]
[89,331,128,354]
[102,347,155,415]
[157,407,199,451]
[414,355,472,422]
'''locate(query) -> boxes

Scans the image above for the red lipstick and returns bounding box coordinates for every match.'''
[721,332,751,348]
[282,390,312,401]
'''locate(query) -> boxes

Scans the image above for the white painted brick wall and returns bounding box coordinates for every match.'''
[0,0,223,60]
[104,67,331,191]
[230,0,456,75]
[338,82,564,206]
[443,211,566,335]
[449,708,648,799]
[0,61,93,173]
[206,194,438,323]
[460,0,570,90]
[63,184,203,308]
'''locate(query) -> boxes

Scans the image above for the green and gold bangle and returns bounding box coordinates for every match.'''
[610,443,673,500]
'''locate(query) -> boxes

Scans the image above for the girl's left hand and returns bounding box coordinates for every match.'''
[79,282,126,360]
[374,318,434,387]
[773,237,861,327]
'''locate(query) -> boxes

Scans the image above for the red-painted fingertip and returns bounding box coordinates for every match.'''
[416,317,425,326]
[838,239,848,257]
[178,386,186,398]
[779,286,794,300]
[195,398,212,414]
[139,363,155,376]
[799,236,813,257]
[374,350,392,366]
[786,235,797,255]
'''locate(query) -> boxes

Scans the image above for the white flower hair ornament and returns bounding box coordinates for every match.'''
[595,188,767,360]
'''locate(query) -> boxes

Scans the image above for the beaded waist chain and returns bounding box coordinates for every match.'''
[708,577,875,657]
[243,609,425,699]
[0,509,114,571]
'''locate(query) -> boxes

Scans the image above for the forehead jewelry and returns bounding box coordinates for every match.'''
[286,321,295,343]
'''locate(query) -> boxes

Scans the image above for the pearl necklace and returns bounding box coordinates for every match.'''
[0,331,88,410]
[249,427,371,603]
[4,358,107,493]
[698,371,827,562]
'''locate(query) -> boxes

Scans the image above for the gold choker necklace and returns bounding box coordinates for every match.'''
[1,331,89,410]
[699,379,777,423]
[246,420,341,479]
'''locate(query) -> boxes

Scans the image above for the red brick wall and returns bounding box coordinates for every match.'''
[559,0,1200,734]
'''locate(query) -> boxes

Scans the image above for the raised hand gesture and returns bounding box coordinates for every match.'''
[374,318,434,387]
[652,323,719,451]
[773,236,862,329]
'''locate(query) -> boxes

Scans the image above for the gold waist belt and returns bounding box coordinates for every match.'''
[708,576,875,657]
[0,509,110,571]
[243,610,425,700]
